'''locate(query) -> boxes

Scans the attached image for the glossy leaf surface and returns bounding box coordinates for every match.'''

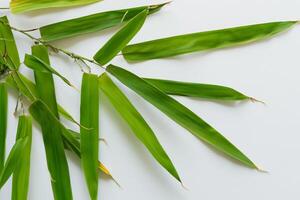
[40,3,167,42]
[12,115,32,200]
[94,9,148,65]
[123,21,297,61]
[107,65,257,169]
[10,0,102,14]
[99,73,181,182]
[80,73,99,200]
[144,78,250,101]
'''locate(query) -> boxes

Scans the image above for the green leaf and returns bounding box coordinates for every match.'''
[80,73,99,200]
[107,65,257,169]
[10,0,102,14]
[0,16,20,70]
[94,9,148,65]
[5,72,112,176]
[144,78,250,101]
[29,100,73,200]
[12,115,32,200]
[122,21,297,61]
[39,3,167,42]
[99,73,181,182]
[24,54,76,89]
[0,83,7,173]
[5,71,36,102]
[0,137,29,189]
[29,45,73,200]
[5,72,79,125]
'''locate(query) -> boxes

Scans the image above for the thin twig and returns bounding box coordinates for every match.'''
[7,24,106,71]
[0,8,9,10]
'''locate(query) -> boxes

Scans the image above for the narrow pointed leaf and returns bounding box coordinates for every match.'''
[29,100,73,200]
[29,45,73,200]
[94,9,148,65]
[0,83,7,173]
[24,54,75,88]
[40,3,167,42]
[12,115,32,200]
[10,0,101,14]
[0,137,28,189]
[144,78,250,101]
[122,21,297,61]
[0,16,20,70]
[5,73,111,175]
[99,73,181,182]
[80,73,99,200]
[107,65,257,169]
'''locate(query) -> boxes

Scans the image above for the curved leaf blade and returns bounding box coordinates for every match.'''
[0,83,7,173]
[144,78,250,101]
[29,100,73,200]
[107,65,257,169]
[0,16,20,70]
[24,54,75,88]
[5,72,111,176]
[28,45,73,200]
[39,3,168,42]
[12,115,32,200]
[80,73,99,200]
[122,21,297,61]
[99,73,181,182]
[10,0,101,14]
[0,137,29,189]
[94,9,148,65]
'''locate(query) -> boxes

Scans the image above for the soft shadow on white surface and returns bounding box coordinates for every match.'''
[1,0,300,199]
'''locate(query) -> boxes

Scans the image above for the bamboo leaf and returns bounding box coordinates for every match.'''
[0,137,29,189]
[28,45,73,200]
[5,72,112,176]
[24,54,76,89]
[107,65,257,169]
[80,73,99,200]
[94,9,148,65]
[122,21,297,61]
[5,72,79,124]
[39,3,167,42]
[29,100,73,200]
[12,115,32,200]
[144,78,250,101]
[0,83,7,174]
[10,0,102,14]
[99,73,181,182]
[0,16,20,70]
[5,71,36,102]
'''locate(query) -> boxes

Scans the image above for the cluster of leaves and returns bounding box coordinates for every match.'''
[0,1,298,200]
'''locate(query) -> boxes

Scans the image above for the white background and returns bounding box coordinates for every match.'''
[1,0,300,199]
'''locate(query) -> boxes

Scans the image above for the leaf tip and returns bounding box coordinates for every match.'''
[249,97,266,105]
